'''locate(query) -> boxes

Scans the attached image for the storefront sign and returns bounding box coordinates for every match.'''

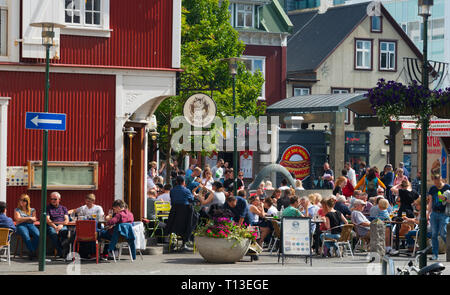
[279,145,311,180]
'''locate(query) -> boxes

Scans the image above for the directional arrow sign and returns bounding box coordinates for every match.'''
[25,112,66,131]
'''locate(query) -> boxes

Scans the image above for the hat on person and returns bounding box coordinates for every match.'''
[354,199,367,206]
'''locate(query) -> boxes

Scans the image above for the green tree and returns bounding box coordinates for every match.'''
[155,0,265,179]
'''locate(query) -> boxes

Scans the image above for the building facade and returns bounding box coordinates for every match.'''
[0,0,181,219]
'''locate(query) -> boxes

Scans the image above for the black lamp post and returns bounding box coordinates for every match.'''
[29,21,65,272]
[418,0,433,269]
[224,57,243,196]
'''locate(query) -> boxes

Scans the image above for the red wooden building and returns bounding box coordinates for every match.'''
[0,0,181,220]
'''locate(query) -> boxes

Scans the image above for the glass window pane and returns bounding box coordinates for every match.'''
[237,13,244,27]
[357,52,362,67]
[389,43,395,51]
[381,42,387,51]
[86,0,93,10]
[245,13,252,27]
[253,60,263,72]
[94,12,101,25]
[238,4,244,10]
[94,0,101,12]
[364,52,370,67]
[356,41,362,49]
[243,59,252,71]
[389,53,395,68]
[74,13,80,24]
[85,11,92,24]
[372,16,381,30]
[363,41,370,50]
[381,53,387,68]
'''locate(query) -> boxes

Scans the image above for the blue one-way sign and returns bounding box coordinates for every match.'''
[25,112,67,131]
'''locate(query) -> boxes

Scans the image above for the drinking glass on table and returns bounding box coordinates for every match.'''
[401,212,406,219]
[92,214,97,220]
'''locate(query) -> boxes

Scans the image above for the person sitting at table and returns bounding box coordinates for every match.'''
[248,195,271,247]
[320,197,348,257]
[263,197,278,216]
[403,197,431,252]
[351,199,371,246]
[195,181,226,218]
[271,189,281,206]
[14,194,39,260]
[276,189,291,212]
[281,196,304,218]
[46,192,70,259]
[0,201,15,231]
[334,195,352,219]
[69,193,104,222]
[100,199,134,258]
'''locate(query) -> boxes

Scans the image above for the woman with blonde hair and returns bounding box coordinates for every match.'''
[295,179,305,191]
[14,194,39,260]
[333,176,347,196]
[320,197,348,257]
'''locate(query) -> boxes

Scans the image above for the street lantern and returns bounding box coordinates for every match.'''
[29,20,65,272]
[418,0,433,16]
[149,130,159,141]
[418,0,433,269]
[222,57,244,196]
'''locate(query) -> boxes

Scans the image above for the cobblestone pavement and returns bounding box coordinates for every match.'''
[1,249,449,276]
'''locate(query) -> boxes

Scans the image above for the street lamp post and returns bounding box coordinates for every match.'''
[29,21,65,272]
[124,127,137,213]
[418,0,433,269]
[225,58,243,196]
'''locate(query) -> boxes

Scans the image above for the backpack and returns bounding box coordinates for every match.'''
[365,178,378,197]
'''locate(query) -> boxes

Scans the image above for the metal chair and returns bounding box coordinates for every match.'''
[0,228,12,265]
[148,201,171,240]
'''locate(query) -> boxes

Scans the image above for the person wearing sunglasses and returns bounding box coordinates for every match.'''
[14,194,39,260]
[46,192,70,260]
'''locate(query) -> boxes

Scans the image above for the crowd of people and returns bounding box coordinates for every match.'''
[145,158,450,260]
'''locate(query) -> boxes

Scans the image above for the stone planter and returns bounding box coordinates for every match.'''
[194,236,251,263]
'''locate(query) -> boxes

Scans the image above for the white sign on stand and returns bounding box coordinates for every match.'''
[280,217,312,266]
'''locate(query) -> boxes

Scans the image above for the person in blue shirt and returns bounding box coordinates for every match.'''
[0,201,16,231]
[170,176,195,206]
[427,174,450,260]
[223,195,250,226]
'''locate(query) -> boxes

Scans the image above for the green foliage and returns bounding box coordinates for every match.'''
[155,0,266,157]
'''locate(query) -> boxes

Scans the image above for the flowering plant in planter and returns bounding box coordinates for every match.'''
[194,209,258,247]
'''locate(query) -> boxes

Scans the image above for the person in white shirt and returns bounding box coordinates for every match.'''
[201,169,214,190]
[263,197,278,216]
[211,159,224,181]
[345,162,357,187]
[69,194,104,221]
[156,184,171,202]
[195,181,226,214]
[278,179,290,191]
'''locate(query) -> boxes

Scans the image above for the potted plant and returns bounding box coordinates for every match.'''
[194,209,258,263]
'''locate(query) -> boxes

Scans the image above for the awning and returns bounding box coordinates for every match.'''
[267,93,373,116]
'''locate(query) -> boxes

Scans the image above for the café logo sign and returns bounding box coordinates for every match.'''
[279,145,311,180]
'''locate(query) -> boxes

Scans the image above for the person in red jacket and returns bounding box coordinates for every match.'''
[341,169,355,198]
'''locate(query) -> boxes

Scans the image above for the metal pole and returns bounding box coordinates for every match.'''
[128,133,133,213]
[233,74,238,196]
[419,13,429,269]
[38,44,51,271]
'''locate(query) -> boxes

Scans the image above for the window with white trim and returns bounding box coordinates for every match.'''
[65,0,101,26]
[294,87,310,96]
[236,4,254,28]
[332,89,349,94]
[243,56,265,99]
[355,40,371,69]
[0,0,7,56]
[380,41,396,70]
[62,0,110,37]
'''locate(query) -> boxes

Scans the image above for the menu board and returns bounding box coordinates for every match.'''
[28,161,98,190]
[6,166,28,186]
[281,217,311,256]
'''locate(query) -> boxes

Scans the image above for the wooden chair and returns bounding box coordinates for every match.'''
[0,228,12,265]
[269,220,281,255]
[336,224,354,259]
[73,220,99,264]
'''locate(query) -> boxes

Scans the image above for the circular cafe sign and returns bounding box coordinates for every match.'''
[279,145,311,180]
[183,93,217,128]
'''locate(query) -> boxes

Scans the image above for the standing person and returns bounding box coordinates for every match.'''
[399,162,409,179]
[148,161,158,178]
[211,159,224,182]
[345,162,357,187]
[412,171,422,195]
[46,192,70,259]
[358,162,367,181]
[14,194,39,260]
[381,164,395,204]
[321,163,334,189]
[393,168,408,187]
[426,174,450,260]
[390,180,419,218]
[333,177,347,197]
[355,168,386,198]
[237,171,245,191]
[166,176,198,251]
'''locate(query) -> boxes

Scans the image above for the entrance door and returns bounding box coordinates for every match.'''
[123,123,146,220]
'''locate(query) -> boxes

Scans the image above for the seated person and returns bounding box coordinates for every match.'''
[223,195,250,226]
[46,192,69,259]
[320,197,348,257]
[100,199,134,257]
[248,196,271,247]
[156,184,172,202]
[195,181,226,217]
[0,201,16,231]
[369,196,385,218]
[146,189,158,219]
[237,189,247,200]
[263,197,278,216]
[14,194,39,260]
[403,197,431,252]
[281,196,304,218]
[334,195,352,219]
[351,199,371,245]
[69,193,104,221]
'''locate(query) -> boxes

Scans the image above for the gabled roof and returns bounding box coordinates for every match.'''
[287,1,423,74]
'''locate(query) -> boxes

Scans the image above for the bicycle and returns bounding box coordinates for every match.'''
[395,245,445,275]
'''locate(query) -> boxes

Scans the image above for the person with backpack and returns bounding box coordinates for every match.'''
[355,168,386,198]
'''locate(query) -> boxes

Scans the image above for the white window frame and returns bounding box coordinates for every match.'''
[0,0,18,62]
[243,55,266,100]
[0,0,7,57]
[380,41,396,71]
[355,39,372,70]
[332,88,349,94]
[236,3,254,28]
[61,0,111,38]
[293,87,310,96]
